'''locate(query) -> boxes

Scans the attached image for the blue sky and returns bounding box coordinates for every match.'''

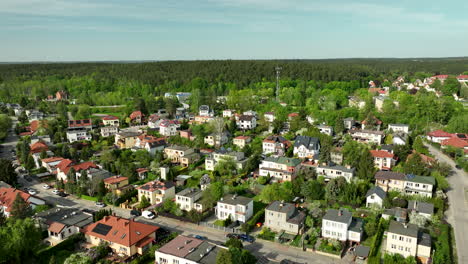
[1,0,468,61]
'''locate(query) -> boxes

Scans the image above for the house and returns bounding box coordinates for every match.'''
[408,201,434,219]
[321,209,363,243]
[55,90,68,100]
[103,176,129,195]
[385,221,431,264]
[216,194,253,223]
[204,132,229,147]
[348,96,366,109]
[316,164,355,183]
[66,129,91,143]
[101,126,119,137]
[83,216,159,256]
[288,113,299,121]
[330,147,343,165]
[130,111,143,124]
[441,136,468,153]
[262,135,291,156]
[175,188,203,212]
[56,160,98,181]
[30,140,49,154]
[383,208,408,222]
[388,124,409,134]
[147,114,162,129]
[193,115,214,124]
[199,105,212,117]
[343,117,357,130]
[164,145,199,166]
[393,132,408,145]
[349,129,384,145]
[179,130,195,141]
[27,110,45,121]
[361,116,382,131]
[137,181,175,205]
[236,115,257,130]
[76,167,113,181]
[134,135,166,155]
[317,124,333,136]
[68,119,93,130]
[115,131,142,149]
[223,109,234,118]
[373,96,388,112]
[102,115,120,127]
[41,157,65,173]
[426,130,453,144]
[36,208,93,246]
[264,112,275,122]
[31,135,52,145]
[370,150,397,170]
[159,120,180,136]
[0,187,46,217]
[233,136,251,149]
[205,149,247,171]
[265,201,306,235]
[293,136,320,159]
[375,171,435,198]
[154,235,220,264]
[258,157,301,182]
[365,186,386,208]
[457,75,468,82]
[200,174,211,191]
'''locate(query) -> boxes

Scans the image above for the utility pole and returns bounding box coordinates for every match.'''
[275,66,282,102]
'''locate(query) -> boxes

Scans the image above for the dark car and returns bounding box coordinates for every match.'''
[226,233,241,239]
[130,209,141,217]
[455,165,462,170]
[57,192,67,197]
[239,234,255,243]
[194,235,207,240]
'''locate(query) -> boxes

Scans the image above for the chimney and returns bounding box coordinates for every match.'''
[345,164,351,169]
[338,210,342,216]
[403,223,408,229]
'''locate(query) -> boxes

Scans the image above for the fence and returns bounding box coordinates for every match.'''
[199,221,245,234]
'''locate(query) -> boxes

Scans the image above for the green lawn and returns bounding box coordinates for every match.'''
[80,195,98,202]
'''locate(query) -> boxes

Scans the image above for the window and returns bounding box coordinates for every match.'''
[392,234,397,239]
[399,236,404,241]
[406,238,411,243]
[391,244,396,249]
[173,260,179,264]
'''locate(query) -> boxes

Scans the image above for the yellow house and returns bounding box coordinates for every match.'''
[115,131,141,149]
[137,180,175,205]
[103,176,129,195]
[83,216,159,256]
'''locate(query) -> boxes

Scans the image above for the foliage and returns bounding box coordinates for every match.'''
[10,193,33,219]
[257,227,276,241]
[241,207,265,233]
[258,182,293,203]
[225,238,243,249]
[34,204,51,214]
[408,211,427,227]
[431,171,449,192]
[367,218,388,263]
[139,195,151,209]
[0,159,17,186]
[301,179,324,201]
[37,233,86,264]
[317,238,342,255]
[403,153,430,176]
[0,114,12,141]
[383,253,417,264]
[64,253,92,264]
[431,222,454,264]
[0,218,43,263]
[93,209,112,222]
[201,181,223,207]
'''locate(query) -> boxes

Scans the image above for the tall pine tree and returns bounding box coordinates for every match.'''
[10,193,33,219]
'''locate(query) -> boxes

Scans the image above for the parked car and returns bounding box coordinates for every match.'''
[130,209,141,217]
[28,189,37,195]
[142,210,155,219]
[226,233,241,239]
[95,202,106,208]
[239,234,254,243]
[57,192,67,197]
[194,235,207,240]
[52,189,60,195]
[42,184,51,189]
[455,165,462,170]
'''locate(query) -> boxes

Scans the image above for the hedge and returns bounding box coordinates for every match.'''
[37,233,85,263]
[242,208,265,233]
[367,218,387,263]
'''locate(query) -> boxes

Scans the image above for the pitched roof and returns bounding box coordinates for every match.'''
[137,180,174,192]
[370,150,395,159]
[361,116,382,125]
[130,111,143,119]
[266,201,296,214]
[83,216,159,247]
[157,235,204,258]
[102,115,119,120]
[294,135,319,150]
[160,120,180,127]
[427,129,453,138]
[0,187,31,212]
[388,221,418,238]
[408,200,434,215]
[48,222,66,233]
[374,171,406,181]
[366,186,386,199]
[30,141,49,154]
[323,208,352,224]
[263,135,289,144]
[238,115,255,121]
[219,194,252,206]
[56,159,73,173]
[234,136,250,140]
[288,113,299,117]
[441,137,468,149]
[404,174,435,185]
[264,156,301,167]
[317,164,355,173]
[41,157,64,164]
[103,176,128,184]
[432,75,448,79]
[457,75,468,79]
[68,119,92,128]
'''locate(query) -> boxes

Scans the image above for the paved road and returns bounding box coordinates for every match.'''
[22,178,341,264]
[425,143,468,264]
[0,117,19,160]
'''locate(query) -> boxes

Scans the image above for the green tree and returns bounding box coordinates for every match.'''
[139,195,150,209]
[356,149,375,181]
[10,193,33,219]
[403,153,429,176]
[258,182,294,203]
[412,136,428,155]
[301,180,324,201]
[64,253,92,264]
[441,76,461,95]
[216,249,233,264]
[0,159,17,185]
[0,218,42,263]
[225,238,243,249]
[325,177,347,201]
[201,181,223,207]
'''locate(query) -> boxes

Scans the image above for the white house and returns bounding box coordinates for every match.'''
[348,96,366,109]
[154,235,220,264]
[159,120,180,136]
[365,186,386,208]
[316,164,355,183]
[317,125,333,136]
[407,201,434,219]
[264,112,275,122]
[386,221,431,264]
[388,124,409,134]
[199,105,213,117]
[293,136,320,159]
[236,115,257,130]
[370,150,397,170]
[223,109,234,118]
[204,132,229,147]
[137,180,176,205]
[426,130,454,144]
[175,188,203,212]
[100,126,119,137]
[102,115,120,127]
[375,171,435,198]
[66,129,91,143]
[216,194,253,223]
[265,201,306,235]
[349,130,384,145]
[147,114,162,129]
[258,157,301,182]
[262,135,290,156]
[233,136,251,149]
[322,209,363,243]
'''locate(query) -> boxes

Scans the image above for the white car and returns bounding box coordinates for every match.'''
[42,184,51,190]
[95,202,106,208]
[52,189,60,195]
[28,189,37,195]
[142,210,155,219]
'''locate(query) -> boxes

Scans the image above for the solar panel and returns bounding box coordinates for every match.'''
[92,223,112,236]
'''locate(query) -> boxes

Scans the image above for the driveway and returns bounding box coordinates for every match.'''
[425,143,468,264]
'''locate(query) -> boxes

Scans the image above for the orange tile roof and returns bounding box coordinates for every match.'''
[48,221,66,233]
[370,150,395,159]
[427,129,453,138]
[441,137,468,149]
[83,216,159,247]
[56,159,73,174]
[130,111,143,120]
[103,176,128,184]
[0,187,30,213]
[234,136,250,140]
[41,157,65,163]
[30,141,49,154]
[137,180,174,192]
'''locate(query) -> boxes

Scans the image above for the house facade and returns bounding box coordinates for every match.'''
[370,150,397,170]
[293,136,320,159]
[66,129,91,143]
[101,126,119,137]
[159,120,180,136]
[349,130,384,145]
[265,201,305,235]
[102,115,120,127]
[365,186,386,208]
[115,131,142,149]
[155,235,220,264]
[233,136,251,149]
[316,164,355,183]
[262,135,291,156]
[236,115,257,130]
[204,132,229,147]
[205,150,247,171]
[258,157,301,182]
[375,171,435,198]
[388,124,409,134]
[386,221,431,264]
[137,180,176,205]
[322,209,363,243]
[175,188,203,212]
[216,194,253,223]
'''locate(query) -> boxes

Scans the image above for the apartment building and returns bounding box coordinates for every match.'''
[370,150,397,170]
[137,180,175,205]
[316,164,355,183]
[321,208,363,243]
[349,129,384,145]
[375,171,435,198]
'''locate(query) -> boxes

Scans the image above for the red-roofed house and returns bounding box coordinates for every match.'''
[83,215,159,256]
[0,187,45,217]
[103,176,130,195]
[288,113,299,121]
[426,130,454,144]
[233,136,251,148]
[30,141,49,154]
[41,157,65,173]
[457,75,468,82]
[137,181,175,205]
[130,111,143,124]
[441,137,468,153]
[56,160,98,181]
[432,75,449,82]
[102,115,120,127]
[159,120,180,136]
[361,116,382,130]
[370,150,397,170]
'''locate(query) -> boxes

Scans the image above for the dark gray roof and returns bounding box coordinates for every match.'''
[354,245,370,258]
[323,209,352,224]
[36,208,93,228]
[349,218,364,233]
[266,201,296,214]
[408,201,434,215]
[287,211,306,225]
[381,145,394,152]
[200,174,211,185]
[293,136,319,150]
[418,232,432,247]
[317,164,355,173]
[238,115,255,121]
[176,188,202,199]
[219,194,252,206]
[185,241,219,263]
[366,186,386,200]
[388,221,418,238]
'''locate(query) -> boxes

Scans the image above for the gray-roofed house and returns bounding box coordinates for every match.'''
[366,186,386,208]
[386,221,432,264]
[35,208,93,246]
[293,136,320,159]
[321,208,363,242]
[216,194,253,223]
[205,149,247,171]
[316,163,355,183]
[175,188,204,212]
[382,207,408,223]
[155,235,221,264]
[258,156,302,182]
[265,201,306,235]
[408,201,434,219]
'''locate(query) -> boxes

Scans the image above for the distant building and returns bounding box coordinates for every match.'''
[199,105,213,117]
[129,111,143,124]
[365,186,386,208]
[322,208,363,243]
[233,136,251,149]
[236,115,257,130]
[100,126,119,137]
[375,171,435,198]
[205,149,247,171]
[66,129,91,143]
[204,132,229,146]
[102,115,120,127]
[407,201,434,219]
[223,109,234,118]
[0,187,46,217]
[264,112,275,122]
[388,124,409,134]
[159,120,180,136]
[115,131,142,149]
[370,150,397,170]
[316,164,355,183]
[317,124,333,136]
[349,129,384,145]
[258,157,301,182]
[262,135,291,156]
